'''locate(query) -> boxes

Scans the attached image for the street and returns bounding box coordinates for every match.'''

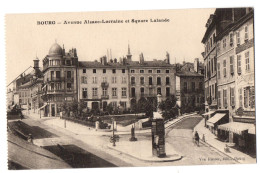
[8,114,237,169]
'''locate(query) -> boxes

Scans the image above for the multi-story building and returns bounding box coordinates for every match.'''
[127,52,176,111]
[176,59,204,113]
[218,9,255,153]
[202,8,255,154]
[78,56,129,111]
[202,13,218,111]
[41,43,78,116]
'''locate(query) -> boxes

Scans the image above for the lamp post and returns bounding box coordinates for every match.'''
[112,118,116,146]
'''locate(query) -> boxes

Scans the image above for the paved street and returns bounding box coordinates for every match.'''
[165,116,237,165]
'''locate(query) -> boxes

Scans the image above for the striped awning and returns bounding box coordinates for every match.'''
[218,122,255,135]
[206,113,226,127]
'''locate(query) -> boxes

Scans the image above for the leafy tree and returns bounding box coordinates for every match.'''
[158,94,178,120]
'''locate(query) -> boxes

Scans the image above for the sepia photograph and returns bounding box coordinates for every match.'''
[3,4,257,171]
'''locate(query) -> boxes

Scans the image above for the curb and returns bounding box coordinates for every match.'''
[106,145,182,162]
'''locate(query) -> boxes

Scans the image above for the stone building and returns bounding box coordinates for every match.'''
[176,59,204,113]
[41,43,79,116]
[78,56,129,111]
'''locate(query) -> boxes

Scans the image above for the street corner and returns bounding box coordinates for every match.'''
[106,140,182,162]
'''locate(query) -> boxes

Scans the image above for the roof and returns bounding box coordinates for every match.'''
[79,60,175,68]
[176,70,204,77]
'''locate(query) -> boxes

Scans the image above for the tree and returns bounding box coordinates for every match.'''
[158,95,178,120]
[78,100,88,117]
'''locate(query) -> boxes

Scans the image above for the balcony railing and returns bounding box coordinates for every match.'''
[101,82,109,88]
[47,77,65,82]
[101,95,109,99]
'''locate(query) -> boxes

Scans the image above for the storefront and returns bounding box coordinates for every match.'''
[218,122,255,152]
[206,113,228,135]
[202,111,216,127]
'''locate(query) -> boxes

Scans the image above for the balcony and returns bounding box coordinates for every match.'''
[47,77,65,82]
[131,82,135,86]
[66,78,74,82]
[101,95,109,99]
[101,82,109,88]
[42,89,66,95]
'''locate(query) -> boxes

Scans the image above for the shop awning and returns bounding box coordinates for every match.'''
[202,111,215,117]
[218,122,255,135]
[206,113,226,127]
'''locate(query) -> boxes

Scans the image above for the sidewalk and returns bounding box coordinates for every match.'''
[23,110,190,162]
[194,119,256,164]
[107,140,182,162]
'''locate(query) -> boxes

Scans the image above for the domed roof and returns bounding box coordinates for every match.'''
[49,43,63,56]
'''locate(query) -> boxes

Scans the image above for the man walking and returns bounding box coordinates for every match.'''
[194,131,200,146]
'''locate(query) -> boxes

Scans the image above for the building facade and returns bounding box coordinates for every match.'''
[41,43,79,116]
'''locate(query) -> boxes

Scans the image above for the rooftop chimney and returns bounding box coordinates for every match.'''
[166,51,170,64]
[194,58,199,73]
[139,53,144,64]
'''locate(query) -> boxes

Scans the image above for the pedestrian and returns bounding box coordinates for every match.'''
[19,112,23,120]
[194,131,200,146]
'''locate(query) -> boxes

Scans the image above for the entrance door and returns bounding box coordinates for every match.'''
[103,101,107,111]
[51,104,55,116]
[92,102,99,110]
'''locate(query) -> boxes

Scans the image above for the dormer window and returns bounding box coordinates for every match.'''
[245,25,249,41]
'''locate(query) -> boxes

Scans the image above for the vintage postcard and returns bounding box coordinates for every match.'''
[5,8,256,170]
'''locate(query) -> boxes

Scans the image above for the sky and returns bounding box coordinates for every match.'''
[6,8,215,85]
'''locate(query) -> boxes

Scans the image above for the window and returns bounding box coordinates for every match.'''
[122,69,125,73]
[103,69,106,73]
[122,76,127,84]
[217,42,220,52]
[223,89,227,108]
[244,87,249,108]
[66,60,71,66]
[237,31,240,45]
[230,33,233,46]
[191,82,195,92]
[245,51,250,71]
[67,83,72,90]
[218,91,221,108]
[217,63,220,79]
[83,69,86,73]
[237,54,241,74]
[112,88,117,97]
[199,82,203,90]
[149,77,153,85]
[56,71,61,78]
[131,70,135,73]
[122,88,127,97]
[51,83,55,90]
[112,77,117,84]
[223,38,226,48]
[131,88,135,97]
[131,77,135,85]
[157,77,161,85]
[111,102,117,108]
[81,76,87,84]
[166,77,170,85]
[166,70,170,73]
[245,25,248,41]
[50,71,54,80]
[149,88,153,96]
[148,70,153,73]
[223,60,226,77]
[67,71,71,78]
[250,86,255,108]
[230,87,235,106]
[230,56,234,74]
[92,88,98,97]
[112,69,116,73]
[140,77,144,85]
[239,88,243,107]
[140,70,144,73]
[166,87,170,97]
[210,37,212,48]
[102,77,107,82]
[93,69,96,73]
[93,77,97,84]
[184,82,187,93]
[102,88,107,96]
[82,88,87,98]
[157,70,161,73]
[140,88,145,97]
[157,88,161,95]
